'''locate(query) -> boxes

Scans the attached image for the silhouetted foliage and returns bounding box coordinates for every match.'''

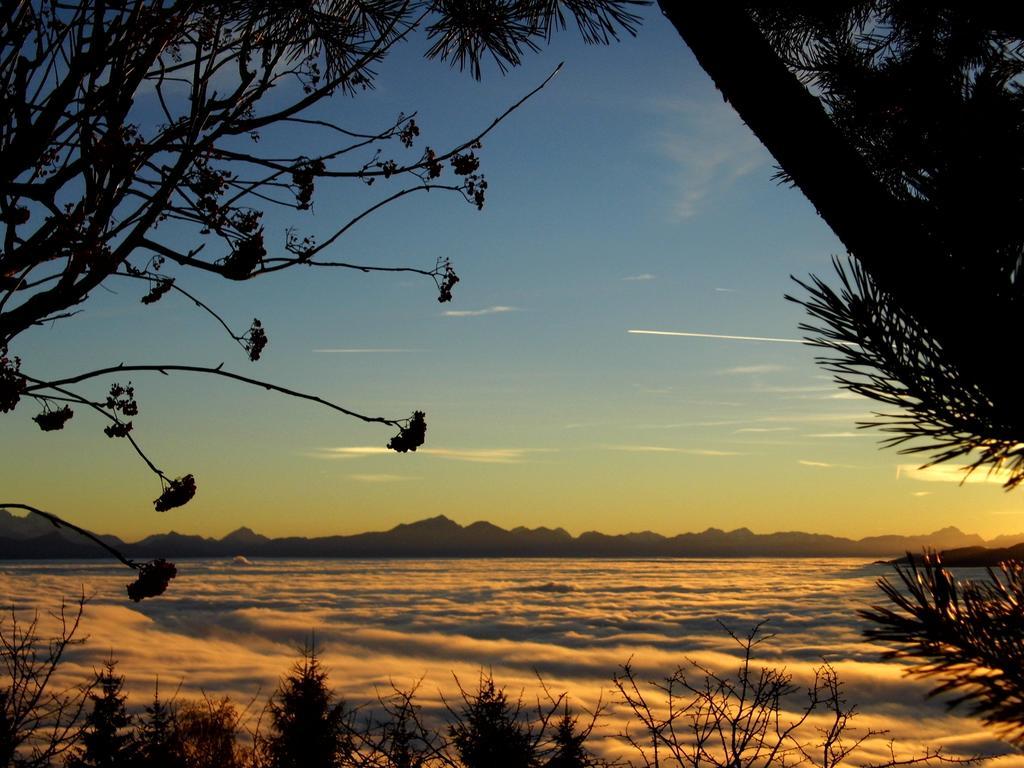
[347,682,454,768]
[67,659,136,768]
[175,697,247,768]
[659,7,1024,742]
[375,692,424,768]
[448,673,535,768]
[860,553,1024,746]
[135,684,187,768]
[543,708,597,768]
[0,598,91,768]
[126,560,178,603]
[0,0,640,586]
[613,623,974,768]
[446,672,609,768]
[660,2,1024,487]
[262,645,351,768]
[796,257,1024,487]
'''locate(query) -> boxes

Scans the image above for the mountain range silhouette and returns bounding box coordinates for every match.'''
[2,511,1022,560]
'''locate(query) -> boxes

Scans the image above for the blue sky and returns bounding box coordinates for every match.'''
[4,5,1022,540]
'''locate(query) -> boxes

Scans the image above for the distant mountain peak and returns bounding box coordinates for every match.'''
[391,515,462,533]
[466,520,505,532]
[222,527,267,544]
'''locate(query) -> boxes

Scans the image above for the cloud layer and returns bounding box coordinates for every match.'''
[2,559,1019,764]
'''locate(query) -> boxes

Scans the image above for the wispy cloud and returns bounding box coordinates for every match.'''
[603,444,742,456]
[421,448,543,464]
[349,474,415,483]
[443,306,517,317]
[758,384,836,394]
[313,348,409,353]
[316,446,546,464]
[896,463,1011,485]
[623,273,655,282]
[653,97,768,219]
[758,412,873,424]
[807,431,867,438]
[636,419,747,430]
[734,427,794,434]
[719,364,787,375]
[319,446,391,459]
[797,459,854,469]
[714,287,736,293]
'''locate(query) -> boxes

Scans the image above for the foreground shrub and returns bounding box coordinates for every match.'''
[613,623,980,768]
[176,697,247,768]
[0,599,90,768]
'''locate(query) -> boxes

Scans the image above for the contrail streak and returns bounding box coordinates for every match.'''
[628,329,809,344]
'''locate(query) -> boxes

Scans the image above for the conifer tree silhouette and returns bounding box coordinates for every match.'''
[448,674,535,768]
[67,658,135,768]
[544,709,595,768]
[659,1,1024,486]
[659,0,1024,742]
[263,645,350,768]
[134,683,186,768]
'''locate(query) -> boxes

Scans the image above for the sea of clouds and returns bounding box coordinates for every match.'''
[1,557,1021,764]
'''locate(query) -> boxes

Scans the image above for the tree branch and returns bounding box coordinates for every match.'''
[24,363,405,426]
[0,503,138,570]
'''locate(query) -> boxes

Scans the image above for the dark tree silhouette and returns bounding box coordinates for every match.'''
[542,708,597,768]
[860,553,1024,746]
[174,696,246,768]
[134,682,187,768]
[0,0,641,592]
[659,2,1024,743]
[354,684,447,768]
[261,645,351,768]
[447,673,535,768]
[659,1,1024,487]
[373,692,424,768]
[67,658,136,768]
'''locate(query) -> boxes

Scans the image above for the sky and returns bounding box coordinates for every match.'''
[3,5,1023,541]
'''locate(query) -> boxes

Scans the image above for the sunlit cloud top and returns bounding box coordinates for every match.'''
[896,463,1014,485]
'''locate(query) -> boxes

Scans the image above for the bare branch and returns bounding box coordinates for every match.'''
[24,363,406,427]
